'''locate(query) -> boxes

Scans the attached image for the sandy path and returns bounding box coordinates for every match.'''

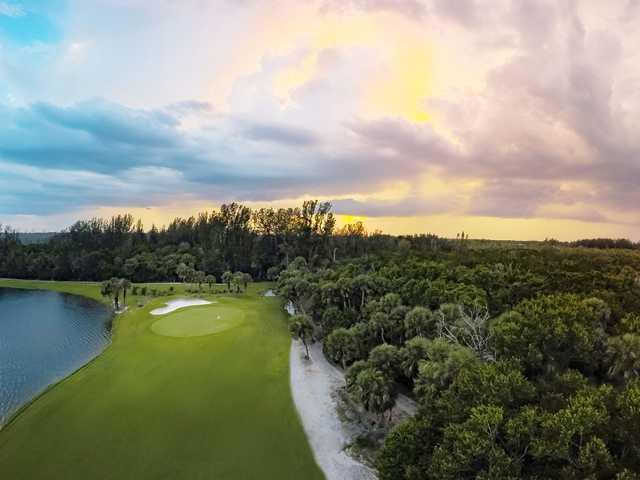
[290,341,378,480]
[149,299,213,316]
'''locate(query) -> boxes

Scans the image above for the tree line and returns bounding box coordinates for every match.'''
[0,203,452,283]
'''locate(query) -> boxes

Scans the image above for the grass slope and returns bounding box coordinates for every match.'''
[0,280,323,480]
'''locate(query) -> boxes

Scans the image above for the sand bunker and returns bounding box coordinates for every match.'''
[150,299,213,316]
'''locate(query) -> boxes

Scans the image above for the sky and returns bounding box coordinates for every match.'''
[0,0,639,240]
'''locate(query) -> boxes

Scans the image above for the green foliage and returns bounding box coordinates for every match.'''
[377,417,435,480]
[346,366,395,419]
[288,314,314,358]
[413,339,479,395]
[403,306,435,339]
[399,336,431,379]
[428,405,519,480]
[368,344,401,379]
[607,334,640,382]
[324,324,373,369]
[491,294,608,374]
[274,242,640,479]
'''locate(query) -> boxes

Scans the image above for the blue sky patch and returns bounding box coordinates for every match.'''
[0,0,64,45]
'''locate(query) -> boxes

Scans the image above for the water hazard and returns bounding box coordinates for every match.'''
[0,288,112,426]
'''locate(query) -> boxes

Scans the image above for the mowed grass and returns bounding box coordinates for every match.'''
[152,304,244,338]
[0,279,324,480]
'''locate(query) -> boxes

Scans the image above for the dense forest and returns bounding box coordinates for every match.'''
[277,232,640,478]
[3,201,640,478]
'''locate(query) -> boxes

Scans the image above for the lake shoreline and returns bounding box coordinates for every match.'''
[0,286,114,429]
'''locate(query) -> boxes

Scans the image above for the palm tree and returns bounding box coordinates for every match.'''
[232,271,244,293]
[100,280,113,306]
[101,277,122,310]
[119,278,131,307]
[370,311,391,343]
[242,272,253,291]
[205,275,216,291]
[347,367,395,424]
[194,270,206,292]
[289,314,315,359]
[222,271,233,292]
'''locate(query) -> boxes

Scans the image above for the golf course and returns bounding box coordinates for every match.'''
[0,279,324,479]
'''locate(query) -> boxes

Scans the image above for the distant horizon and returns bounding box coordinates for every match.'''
[2,1,639,242]
[7,207,640,244]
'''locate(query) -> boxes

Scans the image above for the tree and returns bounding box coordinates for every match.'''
[205,274,216,291]
[436,303,493,360]
[176,263,190,283]
[404,306,435,339]
[606,334,640,382]
[232,271,244,293]
[413,339,479,396]
[289,314,315,359]
[491,294,608,375]
[324,328,355,369]
[428,405,517,480]
[242,272,253,291]
[119,278,131,306]
[345,360,370,390]
[324,322,375,369]
[400,336,431,379]
[368,343,401,379]
[371,312,392,344]
[221,270,233,291]
[101,277,122,310]
[194,270,206,292]
[377,416,435,480]
[347,366,396,423]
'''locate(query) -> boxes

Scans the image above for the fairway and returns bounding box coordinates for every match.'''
[151,304,244,338]
[0,280,324,480]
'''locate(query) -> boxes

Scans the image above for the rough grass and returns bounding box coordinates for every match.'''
[0,279,324,480]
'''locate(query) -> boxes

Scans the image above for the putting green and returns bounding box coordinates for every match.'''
[151,305,243,337]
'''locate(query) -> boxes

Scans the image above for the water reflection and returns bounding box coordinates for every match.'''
[0,288,112,426]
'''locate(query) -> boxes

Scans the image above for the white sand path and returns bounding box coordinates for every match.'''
[149,299,213,316]
[290,340,378,480]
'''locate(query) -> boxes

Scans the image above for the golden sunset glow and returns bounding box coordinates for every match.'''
[2,0,638,241]
[366,42,434,122]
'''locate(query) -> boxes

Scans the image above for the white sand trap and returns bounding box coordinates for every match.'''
[264,289,276,297]
[290,341,378,480]
[150,299,213,316]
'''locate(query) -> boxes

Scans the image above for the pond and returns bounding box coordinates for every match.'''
[0,288,112,426]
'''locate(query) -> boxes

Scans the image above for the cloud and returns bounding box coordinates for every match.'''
[320,0,427,18]
[1,0,639,235]
[32,100,181,146]
[332,195,453,217]
[241,121,319,146]
[0,2,24,17]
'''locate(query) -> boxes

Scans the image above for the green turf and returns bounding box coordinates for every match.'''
[151,304,244,338]
[0,279,324,480]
